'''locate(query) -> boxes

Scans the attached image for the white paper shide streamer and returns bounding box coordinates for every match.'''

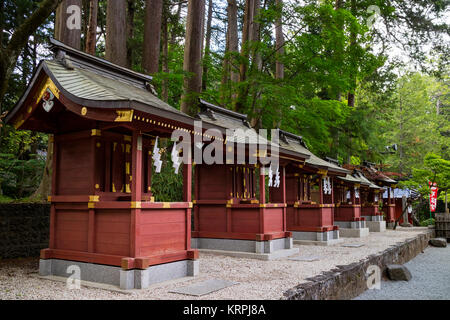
[268,166,273,187]
[274,166,280,188]
[152,137,162,173]
[171,142,182,174]
[322,177,332,195]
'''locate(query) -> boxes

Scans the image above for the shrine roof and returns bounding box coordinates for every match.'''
[196,100,309,161]
[352,170,382,189]
[6,38,195,127]
[278,129,348,175]
[360,165,397,185]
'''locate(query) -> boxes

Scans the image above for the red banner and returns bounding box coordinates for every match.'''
[429,182,438,212]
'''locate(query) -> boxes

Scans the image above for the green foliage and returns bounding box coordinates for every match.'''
[420,218,435,226]
[150,143,183,202]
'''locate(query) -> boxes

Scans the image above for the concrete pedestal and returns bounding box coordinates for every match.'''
[191,237,298,260]
[39,258,198,290]
[291,229,343,246]
[362,215,386,232]
[335,220,370,238]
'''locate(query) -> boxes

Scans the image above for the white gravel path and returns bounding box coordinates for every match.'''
[0,227,430,300]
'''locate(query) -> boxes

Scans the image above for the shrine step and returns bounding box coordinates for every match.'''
[338,227,370,238]
[366,220,386,232]
[291,230,343,246]
[39,258,198,290]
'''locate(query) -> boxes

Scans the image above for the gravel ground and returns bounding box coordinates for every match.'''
[0,227,430,300]
[354,244,450,300]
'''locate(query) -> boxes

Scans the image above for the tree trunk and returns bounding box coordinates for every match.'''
[143,0,163,74]
[271,0,284,128]
[180,0,205,116]
[126,0,135,68]
[161,0,169,102]
[235,0,255,113]
[27,0,73,202]
[202,0,213,91]
[220,0,239,104]
[55,0,82,49]
[85,0,98,55]
[275,0,284,81]
[105,0,127,67]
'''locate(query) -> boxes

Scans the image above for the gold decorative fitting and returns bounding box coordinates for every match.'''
[260,204,266,208]
[95,184,100,189]
[81,107,87,116]
[130,201,141,208]
[115,110,134,122]
[123,135,132,142]
[91,129,101,136]
[163,202,171,208]
[34,77,60,104]
[126,184,131,193]
[89,195,100,202]
[88,202,95,209]
[125,144,131,153]
[47,196,52,202]
[317,169,328,176]
[96,142,101,148]
[188,202,193,208]
[27,106,32,113]
[112,183,116,192]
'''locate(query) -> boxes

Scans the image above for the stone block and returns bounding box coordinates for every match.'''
[386,264,412,281]
[429,238,447,247]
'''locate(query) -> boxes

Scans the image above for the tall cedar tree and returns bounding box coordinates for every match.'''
[105,0,127,67]
[180,0,205,116]
[85,0,98,54]
[143,0,163,74]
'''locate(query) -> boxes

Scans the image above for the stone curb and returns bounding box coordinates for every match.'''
[282,230,433,300]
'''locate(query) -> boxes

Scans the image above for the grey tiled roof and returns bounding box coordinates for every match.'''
[44,60,189,117]
[278,131,348,175]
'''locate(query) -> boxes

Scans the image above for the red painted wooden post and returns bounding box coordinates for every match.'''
[130,131,143,257]
[183,163,192,250]
[259,166,266,233]
[282,165,287,231]
[183,163,192,202]
[194,165,200,232]
[88,209,95,253]
[105,141,111,192]
[49,136,57,249]
[259,166,265,204]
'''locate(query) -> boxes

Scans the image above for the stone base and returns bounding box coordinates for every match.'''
[196,247,299,260]
[291,230,343,246]
[39,258,198,290]
[366,220,386,232]
[362,215,384,222]
[338,227,370,238]
[191,237,298,260]
[335,220,367,229]
[387,222,396,229]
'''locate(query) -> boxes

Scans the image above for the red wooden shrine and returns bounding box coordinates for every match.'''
[333,172,368,228]
[361,162,397,226]
[351,170,383,222]
[191,102,303,256]
[277,130,348,244]
[5,39,198,288]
